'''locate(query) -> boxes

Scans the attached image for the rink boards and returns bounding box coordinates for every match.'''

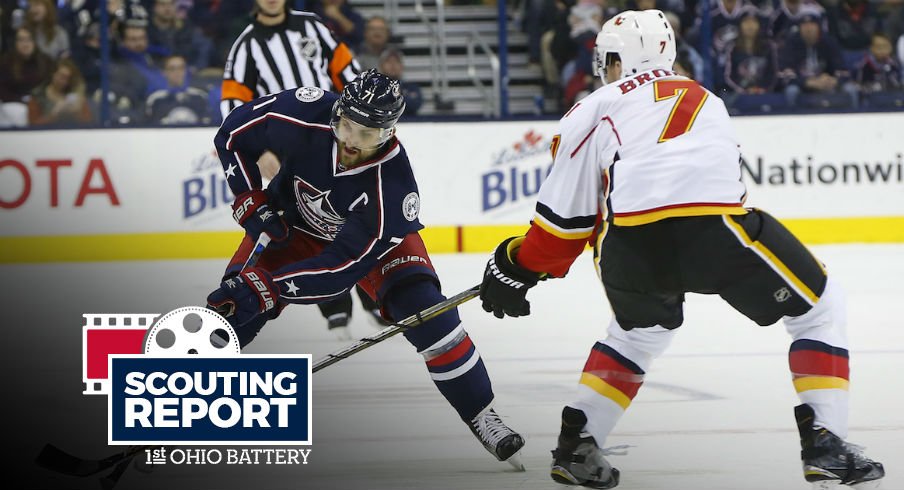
[1,112,902,262]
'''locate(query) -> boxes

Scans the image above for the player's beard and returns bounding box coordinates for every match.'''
[338,141,379,168]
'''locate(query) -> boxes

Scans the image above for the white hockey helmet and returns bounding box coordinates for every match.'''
[595,9,676,84]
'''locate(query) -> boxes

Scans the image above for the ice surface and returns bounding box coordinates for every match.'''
[7,245,901,489]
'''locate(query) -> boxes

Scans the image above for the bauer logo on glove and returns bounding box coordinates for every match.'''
[207,267,279,327]
[231,190,289,243]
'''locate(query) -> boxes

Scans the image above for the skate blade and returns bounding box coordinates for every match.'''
[505,451,525,471]
[551,465,582,485]
[810,480,882,490]
[850,480,883,490]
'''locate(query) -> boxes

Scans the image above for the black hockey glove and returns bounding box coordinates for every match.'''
[480,236,543,319]
[206,267,278,327]
[232,190,289,244]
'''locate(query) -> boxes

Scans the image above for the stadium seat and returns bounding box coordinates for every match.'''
[798,92,855,109]
[727,93,790,115]
[862,91,904,109]
[841,49,867,72]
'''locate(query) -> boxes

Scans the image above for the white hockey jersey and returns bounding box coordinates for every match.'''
[518,68,748,277]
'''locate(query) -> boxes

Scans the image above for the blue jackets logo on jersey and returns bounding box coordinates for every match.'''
[294,177,345,240]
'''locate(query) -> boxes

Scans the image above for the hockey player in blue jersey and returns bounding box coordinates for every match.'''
[205,69,525,468]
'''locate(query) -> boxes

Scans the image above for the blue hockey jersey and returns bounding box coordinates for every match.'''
[214,86,424,304]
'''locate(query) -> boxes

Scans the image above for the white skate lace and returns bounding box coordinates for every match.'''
[472,410,514,449]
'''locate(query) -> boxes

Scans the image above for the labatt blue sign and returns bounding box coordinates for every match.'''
[481,130,554,212]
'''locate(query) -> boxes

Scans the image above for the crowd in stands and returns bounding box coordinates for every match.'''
[0,0,423,128]
[526,0,904,113]
[1,0,901,128]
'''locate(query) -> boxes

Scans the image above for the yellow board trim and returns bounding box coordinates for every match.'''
[793,376,850,392]
[579,372,632,410]
[1,216,902,263]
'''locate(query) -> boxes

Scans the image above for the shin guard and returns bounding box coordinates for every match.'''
[385,279,494,421]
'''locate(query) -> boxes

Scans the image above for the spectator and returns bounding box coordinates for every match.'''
[24,0,70,59]
[309,0,364,48]
[560,0,603,108]
[186,0,255,69]
[826,0,884,52]
[629,0,657,11]
[665,10,704,82]
[779,11,857,107]
[687,0,751,89]
[0,27,53,127]
[28,58,93,126]
[147,0,213,70]
[108,23,167,123]
[378,47,423,117]
[355,15,393,71]
[146,54,211,124]
[60,0,149,49]
[69,20,102,94]
[541,0,578,112]
[521,0,558,65]
[768,0,826,47]
[689,0,750,57]
[899,33,904,79]
[725,7,778,94]
[1,0,17,52]
[855,33,901,93]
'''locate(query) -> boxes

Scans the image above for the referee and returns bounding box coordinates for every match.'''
[219,0,379,340]
[220,0,360,119]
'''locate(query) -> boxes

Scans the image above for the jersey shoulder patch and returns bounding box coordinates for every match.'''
[402,192,420,221]
[295,87,325,102]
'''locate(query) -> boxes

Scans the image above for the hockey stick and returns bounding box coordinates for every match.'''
[36,235,272,484]
[212,233,272,318]
[312,284,481,373]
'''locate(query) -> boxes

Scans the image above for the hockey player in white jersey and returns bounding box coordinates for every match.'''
[478,9,885,490]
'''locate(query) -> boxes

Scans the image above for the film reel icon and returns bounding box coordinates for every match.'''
[143,306,241,355]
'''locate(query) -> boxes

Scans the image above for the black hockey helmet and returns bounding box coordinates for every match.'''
[332,69,406,130]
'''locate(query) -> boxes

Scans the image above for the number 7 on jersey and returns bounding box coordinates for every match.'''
[653,80,708,143]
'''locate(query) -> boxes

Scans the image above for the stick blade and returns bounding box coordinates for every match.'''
[35,444,108,477]
[98,459,132,490]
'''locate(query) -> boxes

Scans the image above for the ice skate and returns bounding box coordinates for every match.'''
[795,404,885,489]
[326,313,352,340]
[468,407,526,471]
[550,406,619,489]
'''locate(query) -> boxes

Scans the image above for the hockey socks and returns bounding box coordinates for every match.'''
[385,279,494,421]
[789,339,850,438]
[573,342,646,446]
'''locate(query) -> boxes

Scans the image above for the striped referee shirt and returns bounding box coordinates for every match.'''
[220,10,360,119]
